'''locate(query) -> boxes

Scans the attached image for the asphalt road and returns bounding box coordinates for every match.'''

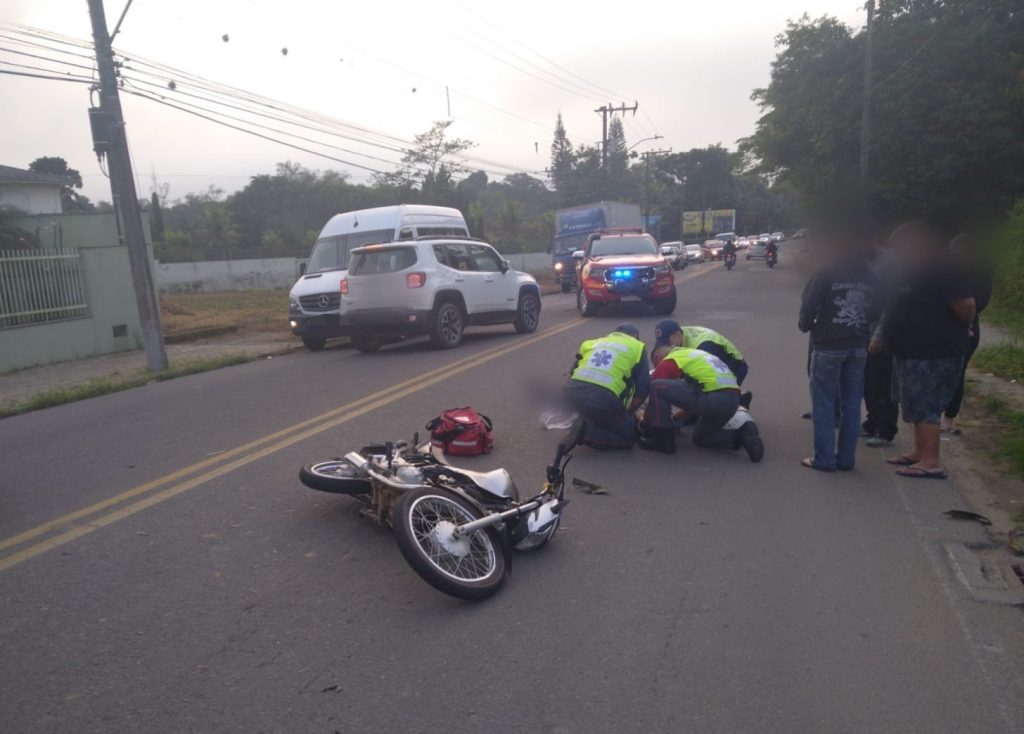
[2,249,1022,733]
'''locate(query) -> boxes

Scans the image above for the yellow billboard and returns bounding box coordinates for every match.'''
[683,209,736,236]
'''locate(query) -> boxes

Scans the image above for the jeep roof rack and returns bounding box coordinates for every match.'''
[411,234,488,243]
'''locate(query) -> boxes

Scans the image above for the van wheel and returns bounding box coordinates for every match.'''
[302,337,326,352]
[513,290,540,333]
[351,335,381,353]
[430,301,464,349]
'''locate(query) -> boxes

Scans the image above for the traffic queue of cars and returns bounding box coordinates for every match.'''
[288,204,788,351]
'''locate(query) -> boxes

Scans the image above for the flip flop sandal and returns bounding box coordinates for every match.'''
[801,457,835,472]
[895,466,948,480]
[885,455,918,466]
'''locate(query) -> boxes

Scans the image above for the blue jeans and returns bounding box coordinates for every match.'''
[810,348,867,470]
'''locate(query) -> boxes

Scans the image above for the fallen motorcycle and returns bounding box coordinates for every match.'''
[299,435,574,600]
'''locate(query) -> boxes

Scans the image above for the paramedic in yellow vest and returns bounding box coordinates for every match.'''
[565,323,651,450]
[651,320,750,387]
[639,347,764,461]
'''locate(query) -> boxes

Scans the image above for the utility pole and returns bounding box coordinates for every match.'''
[594,101,638,198]
[640,148,671,231]
[86,0,168,371]
[859,0,875,200]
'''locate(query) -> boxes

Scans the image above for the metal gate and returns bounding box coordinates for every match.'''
[0,249,89,329]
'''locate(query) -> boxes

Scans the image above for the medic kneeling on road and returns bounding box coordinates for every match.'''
[652,320,752,391]
[564,323,650,450]
[639,346,764,461]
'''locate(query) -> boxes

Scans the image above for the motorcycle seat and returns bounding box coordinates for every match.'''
[451,467,518,499]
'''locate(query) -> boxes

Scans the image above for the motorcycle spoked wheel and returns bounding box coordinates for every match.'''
[392,487,508,600]
[299,459,372,495]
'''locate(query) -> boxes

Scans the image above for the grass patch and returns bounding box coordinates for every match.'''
[160,289,288,337]
[977,394,1024,479]
[0,353,255,419]
[972,341,1024,382]
[985,306,1024,341]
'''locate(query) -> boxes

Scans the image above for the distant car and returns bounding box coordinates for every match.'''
[747,241,768,260]
[736,237,751,249]
[703,239,726,261]
[792,228,808,239]
[758,233,771,245]
[660,241,687,270]
[770,231,785,243]
[684,244,705,263]
[716,232,737,246]
[339,237,541,351]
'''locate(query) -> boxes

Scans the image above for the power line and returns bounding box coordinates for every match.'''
[454,0,628,101]
[0,66,94,84]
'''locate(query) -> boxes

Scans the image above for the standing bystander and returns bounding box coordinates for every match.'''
[873,222,976,479]
[942,233,993,434]
[799,227,878,471]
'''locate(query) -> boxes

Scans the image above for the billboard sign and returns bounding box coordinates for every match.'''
[682,209,736,236]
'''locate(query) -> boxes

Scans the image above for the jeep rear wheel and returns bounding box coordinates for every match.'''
[577,286,600,317]
[513,290,540,333]
[430,301,464,349]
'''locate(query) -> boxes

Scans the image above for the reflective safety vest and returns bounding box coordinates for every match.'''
[571,332,645,400]
[664,347,739,391]
[681,326,744,362]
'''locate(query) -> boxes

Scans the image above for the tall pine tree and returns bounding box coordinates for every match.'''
[549,113,575,205]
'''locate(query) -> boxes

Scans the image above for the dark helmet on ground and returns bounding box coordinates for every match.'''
[614,323,640,339]
[653,319,683,347]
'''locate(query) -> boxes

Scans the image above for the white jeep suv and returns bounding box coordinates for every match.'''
[339,237,542,352]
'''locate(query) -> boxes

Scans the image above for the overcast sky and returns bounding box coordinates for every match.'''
[0,0,865,203]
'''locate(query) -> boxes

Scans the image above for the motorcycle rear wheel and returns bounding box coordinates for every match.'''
[299,460,372,495]
[393,487,508,600]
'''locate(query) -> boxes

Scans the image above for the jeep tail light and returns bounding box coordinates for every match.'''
[407,272,426,288]
[340,279,348,295]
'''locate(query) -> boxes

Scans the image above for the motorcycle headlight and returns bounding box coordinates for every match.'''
[554,262,563,271]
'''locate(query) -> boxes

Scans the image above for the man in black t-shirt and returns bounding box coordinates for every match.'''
[872,221,975,479]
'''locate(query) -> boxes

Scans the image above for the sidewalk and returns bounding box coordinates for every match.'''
[0,332,300,409]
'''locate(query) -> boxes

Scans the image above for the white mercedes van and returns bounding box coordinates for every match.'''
[288,205,469,350]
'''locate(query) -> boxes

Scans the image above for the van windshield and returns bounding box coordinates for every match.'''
[307,228,395,273]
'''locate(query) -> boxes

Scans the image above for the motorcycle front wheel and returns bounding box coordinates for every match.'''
[393,487,508,600]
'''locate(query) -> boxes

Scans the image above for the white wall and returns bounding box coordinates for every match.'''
[156,257,304,292]
[0,183,62,214]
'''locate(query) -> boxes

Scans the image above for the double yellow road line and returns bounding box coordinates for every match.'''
[0,318,583,572]
[0,263,717,573]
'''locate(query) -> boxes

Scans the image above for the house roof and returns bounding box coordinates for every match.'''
[0,164,66,186]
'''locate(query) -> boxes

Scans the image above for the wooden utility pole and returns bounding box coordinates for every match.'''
[860,0,875,199]
[86,0,168,371]
[595,101,638,198]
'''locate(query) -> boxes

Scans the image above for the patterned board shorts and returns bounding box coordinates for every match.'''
[896,357,963,424]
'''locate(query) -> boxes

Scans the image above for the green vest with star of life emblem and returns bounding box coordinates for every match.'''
[664,347,739,391]
[571,332,645,402]
[680,326,744,362]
